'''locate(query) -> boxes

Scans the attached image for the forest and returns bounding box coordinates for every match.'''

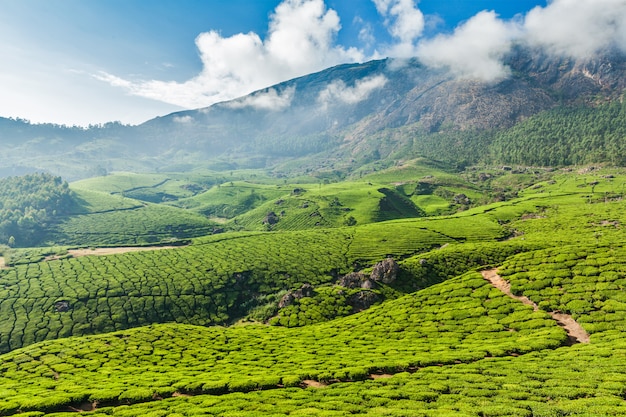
[391,98,626,169]
[0,174,73,247]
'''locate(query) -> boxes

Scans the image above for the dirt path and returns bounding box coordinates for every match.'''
[43,246,184,262]
[481,269,590,344]
[302,380,328,388]
[0,256,5,269]
[67,246,181,258]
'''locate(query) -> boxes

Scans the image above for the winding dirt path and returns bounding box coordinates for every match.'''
[481,269,590,344]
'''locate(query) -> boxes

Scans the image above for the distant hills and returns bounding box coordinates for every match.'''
[1,47,625,180]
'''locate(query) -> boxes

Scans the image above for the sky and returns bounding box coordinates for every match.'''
[1,0,625,126]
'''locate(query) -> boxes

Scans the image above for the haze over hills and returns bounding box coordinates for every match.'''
[1,46,625,180]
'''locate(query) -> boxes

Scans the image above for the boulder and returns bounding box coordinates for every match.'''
[295,283,315,298]
[370,258,399,284]
[278,293,295,308]
[361,279,375,289]
[347,291,381,311]
[263,211,280,225]
[337,272,367,289]
[278,284,315,308]
[54,301,71,313]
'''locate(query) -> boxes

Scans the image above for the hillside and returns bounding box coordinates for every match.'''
[1,167,626,415]
[2,42,626,417]
[1,48,625,180]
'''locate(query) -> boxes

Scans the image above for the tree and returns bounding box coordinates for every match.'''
[7,236,15,247]
[343,216,357,226]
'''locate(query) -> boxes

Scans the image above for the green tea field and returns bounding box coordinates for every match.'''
[2,166,626,416]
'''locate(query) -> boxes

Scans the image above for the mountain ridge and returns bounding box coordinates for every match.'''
[1,48,625,179]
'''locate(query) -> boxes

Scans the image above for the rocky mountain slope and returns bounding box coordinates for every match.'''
[1,47,625,179]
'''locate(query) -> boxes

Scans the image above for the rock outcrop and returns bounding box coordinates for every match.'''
[278,283,315,308]
[348,291,381,311]
[370,258,399,284]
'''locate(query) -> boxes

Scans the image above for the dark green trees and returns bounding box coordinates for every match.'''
[0,173,73,246]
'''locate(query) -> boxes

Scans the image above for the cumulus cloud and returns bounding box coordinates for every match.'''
[318,74,388,108]
[223,87,296,111]
[373,0,425,57]
[97,0,626,111]
[97,0,364,109]
[414,0,626,82]
[523,0,626,57]
[416,11,520,82]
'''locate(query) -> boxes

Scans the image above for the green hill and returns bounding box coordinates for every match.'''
[2,168,626,415]
[0,270,566,415]
[0,207,511,353]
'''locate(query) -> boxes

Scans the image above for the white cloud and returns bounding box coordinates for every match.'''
[318,74,388,108]
[373,0,425,57]
[223,87,296,111]
[97,0,364,110]
[414,0,626,82]
[173,115,193,124]
[95,0,626,114]
[416,11,519,82]
[523,0,626,58]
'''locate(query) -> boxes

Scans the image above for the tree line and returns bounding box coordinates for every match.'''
[0,173,73,247]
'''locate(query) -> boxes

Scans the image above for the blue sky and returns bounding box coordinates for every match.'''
[2,0,623,126]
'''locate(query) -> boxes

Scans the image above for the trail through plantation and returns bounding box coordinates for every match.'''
[43,246,185,262]
[0,256,4,269]
[68,246,183,257]
[481,269,590,344]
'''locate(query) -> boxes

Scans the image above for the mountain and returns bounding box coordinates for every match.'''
[1,47,625,179]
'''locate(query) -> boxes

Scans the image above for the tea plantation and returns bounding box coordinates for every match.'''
[2,166,626,416]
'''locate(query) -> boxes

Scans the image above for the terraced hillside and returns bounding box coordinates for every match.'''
[0,209,510,353]
[2,167,626,416]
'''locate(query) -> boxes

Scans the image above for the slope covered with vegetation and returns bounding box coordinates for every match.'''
[3,51,626,180]
[1,166,626,416]
[1,173,626,415]
[0,174,73,247]
[0,207,511,353]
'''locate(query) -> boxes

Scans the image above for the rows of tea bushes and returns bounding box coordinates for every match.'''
[232,195,333,231]
[0,229,351,353]
[399,240,545,292]
[498,244,626,337]
[1,246,69,267]
[45,334,626,417]
[0,272,568,414]
[268,286,378,327]
[229,182,418,232]
[267,238,547,328]
[40,188,218,246]
[44,204,218,246]
[0,209,511,353]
